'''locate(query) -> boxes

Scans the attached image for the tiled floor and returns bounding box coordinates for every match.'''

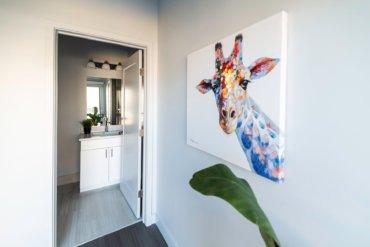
[57,183,138,247]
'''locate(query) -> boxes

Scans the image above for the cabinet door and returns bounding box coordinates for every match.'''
[108,146,121,183]
[80,148,109,191]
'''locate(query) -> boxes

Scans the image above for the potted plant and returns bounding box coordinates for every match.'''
[87,107,103,126]
[190,164,280,247]
[81,119,93,135]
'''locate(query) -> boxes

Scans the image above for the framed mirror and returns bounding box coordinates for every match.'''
[86,77,122,125]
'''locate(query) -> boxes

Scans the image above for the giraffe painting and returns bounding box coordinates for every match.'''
[187,12,287,183]
[196,34,283,182]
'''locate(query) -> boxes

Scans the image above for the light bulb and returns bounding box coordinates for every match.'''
[102,61,110,70]
[87,59,95,68]
[116,62,123,71]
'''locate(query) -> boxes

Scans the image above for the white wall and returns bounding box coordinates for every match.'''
[58,35,135,177]
[157,0,370,246]
[0,0,157,246]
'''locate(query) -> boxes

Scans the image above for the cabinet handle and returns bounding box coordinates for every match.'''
[111,148,113,157]
[105,149,108,158]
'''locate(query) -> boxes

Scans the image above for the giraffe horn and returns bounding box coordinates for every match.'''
[215,42,224,70]
[232,34,243,61]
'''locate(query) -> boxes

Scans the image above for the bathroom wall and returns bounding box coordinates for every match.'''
[58,35,135,179]
[157,0,370,246]
[0,0,157,245]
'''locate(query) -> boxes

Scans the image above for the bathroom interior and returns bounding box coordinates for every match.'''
[57,34,144,246]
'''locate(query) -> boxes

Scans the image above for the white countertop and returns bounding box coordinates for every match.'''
[79,133,123,141]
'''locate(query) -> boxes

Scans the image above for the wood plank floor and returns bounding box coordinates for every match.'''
[79,222,167,247]
[58,183,138,247]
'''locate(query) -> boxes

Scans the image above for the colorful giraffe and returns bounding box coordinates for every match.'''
[196,34,284,182]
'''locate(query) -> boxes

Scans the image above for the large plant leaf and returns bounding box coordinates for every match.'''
[189,164,280,247]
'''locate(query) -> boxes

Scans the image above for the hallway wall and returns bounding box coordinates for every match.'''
[0,0,157,245]
[157,0,370,246]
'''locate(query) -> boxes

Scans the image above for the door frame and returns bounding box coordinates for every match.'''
[51,26,157,246]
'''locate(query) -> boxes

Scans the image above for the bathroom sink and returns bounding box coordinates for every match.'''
[92,131,122,137]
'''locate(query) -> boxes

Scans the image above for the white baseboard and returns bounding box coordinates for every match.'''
[57,173,79,185]
[156,215,178,247]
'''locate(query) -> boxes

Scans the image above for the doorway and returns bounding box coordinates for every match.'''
[54,31,148,246]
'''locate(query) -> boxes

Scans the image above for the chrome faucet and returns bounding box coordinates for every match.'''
[103,117,109,132]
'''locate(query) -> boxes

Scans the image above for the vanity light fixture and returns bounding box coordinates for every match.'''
[102,61,110,70]
[87,59,96,69]
[116,62,123,71]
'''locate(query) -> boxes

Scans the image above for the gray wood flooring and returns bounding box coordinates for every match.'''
[80,222,167,247]
[58,183,138,247]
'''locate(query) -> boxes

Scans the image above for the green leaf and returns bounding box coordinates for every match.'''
[81,118,93,127]
[189,164,280,247]
[87,113,99,126]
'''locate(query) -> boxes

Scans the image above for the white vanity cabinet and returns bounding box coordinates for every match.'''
[79,136,122,192]
[108,146,122,182]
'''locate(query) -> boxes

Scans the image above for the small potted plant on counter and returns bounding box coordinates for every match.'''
[87,106,103,126]
[81,119,93,135]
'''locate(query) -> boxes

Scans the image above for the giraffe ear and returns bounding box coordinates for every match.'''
[196,79,213,94]
[249,57,280,80]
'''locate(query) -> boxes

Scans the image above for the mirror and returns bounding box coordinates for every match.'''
[86,77,122,125]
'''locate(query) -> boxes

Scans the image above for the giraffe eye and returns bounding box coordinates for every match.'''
[212,82,220,91]
[240,79,250,90]
[230,110,236,118]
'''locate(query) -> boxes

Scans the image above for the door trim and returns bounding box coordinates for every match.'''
[50,26,158,247]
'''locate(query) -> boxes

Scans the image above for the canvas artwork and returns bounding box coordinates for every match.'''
[187,12,287,183]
